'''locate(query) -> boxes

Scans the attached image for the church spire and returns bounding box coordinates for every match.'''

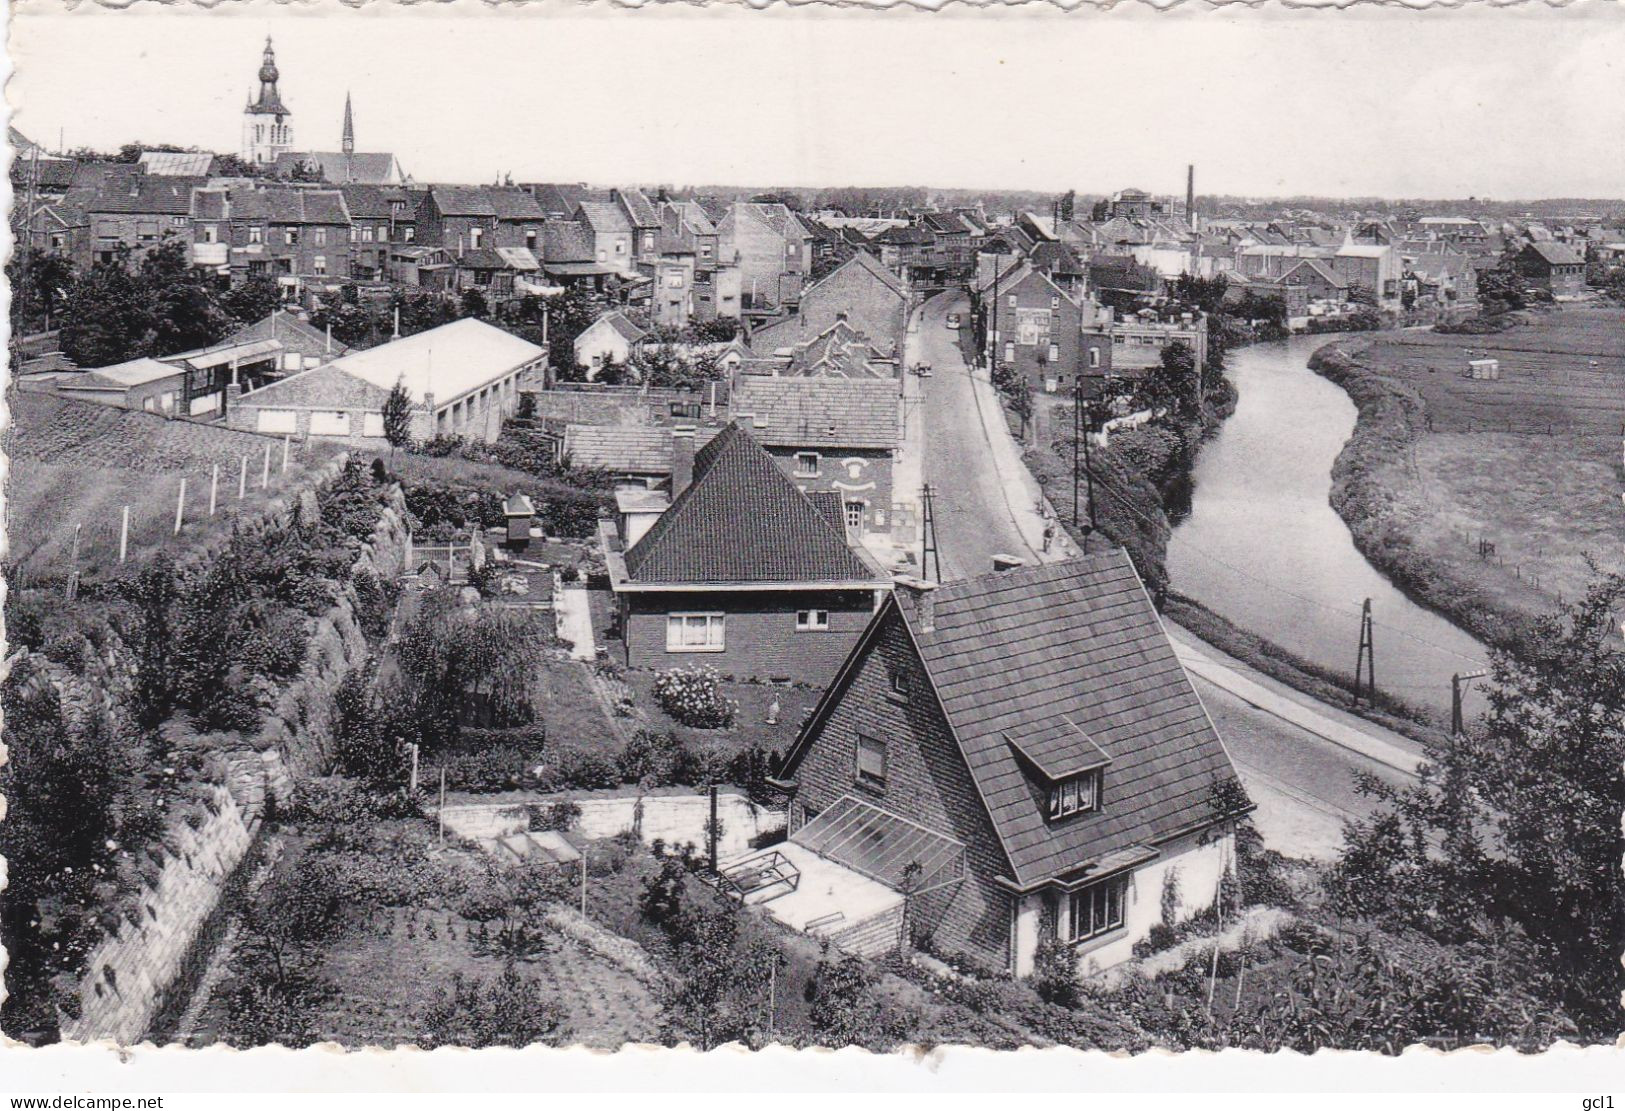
[249,35,288,117]
[342,91,355,155]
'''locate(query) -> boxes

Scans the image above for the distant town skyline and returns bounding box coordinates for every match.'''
[11,6,1625,201]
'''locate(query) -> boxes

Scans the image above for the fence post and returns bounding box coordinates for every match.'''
[66,523,81,602]
[174,477,189,535]
[119,505,130,564]
[261,444,272,489]
[209,464,219,517]
[239,454,248,499]
[282,436,290,474]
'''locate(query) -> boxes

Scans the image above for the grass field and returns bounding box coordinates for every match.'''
[5,393,346,583]
[1330,306,1625,639]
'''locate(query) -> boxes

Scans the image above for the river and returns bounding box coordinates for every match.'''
[1166,333,1493,719]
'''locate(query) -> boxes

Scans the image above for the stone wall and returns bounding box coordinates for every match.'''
[51,472,414,1044]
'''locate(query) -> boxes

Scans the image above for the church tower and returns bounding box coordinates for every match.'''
[241,36,294,166]
[342,92,355,155]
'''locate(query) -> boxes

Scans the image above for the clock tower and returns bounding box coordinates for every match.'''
[241,36,294,166]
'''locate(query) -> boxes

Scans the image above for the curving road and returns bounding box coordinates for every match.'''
[909,287,1422,859]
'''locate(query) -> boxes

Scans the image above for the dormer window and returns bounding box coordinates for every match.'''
[1048,770,1100,819]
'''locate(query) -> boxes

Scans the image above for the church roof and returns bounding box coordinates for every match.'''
[274,151,402,185]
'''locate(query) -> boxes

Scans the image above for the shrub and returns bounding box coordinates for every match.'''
[652,666,737,729]
[527,800,582,832]
[535,747,619,791]
[1029,935,1080,1007]
[617,728,685,786]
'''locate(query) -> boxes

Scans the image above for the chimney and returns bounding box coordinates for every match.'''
[895,576,938,632]
[1186,164,1196,231]
[671,425,696,498]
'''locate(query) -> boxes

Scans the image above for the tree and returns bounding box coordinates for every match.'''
[382,378,414,459]
[1332,572,1625,1038]
[459,288,490,320]
[7,248,76,336]
[220,275,284,325]
[1137,339,1199,419]
[417,966,567,1048]
[141,237,229,355]
[59,255,153,367]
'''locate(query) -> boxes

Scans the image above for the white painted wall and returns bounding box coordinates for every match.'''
[1010,827,1235,978]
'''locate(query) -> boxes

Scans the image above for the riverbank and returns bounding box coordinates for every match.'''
[1307,310,1625,652]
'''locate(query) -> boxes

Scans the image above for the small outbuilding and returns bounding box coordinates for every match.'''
[1468,358,1500,380]
[502,493,536,547]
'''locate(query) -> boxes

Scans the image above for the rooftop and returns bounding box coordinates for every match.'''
[730,375,900,449]
[322,318,545,407]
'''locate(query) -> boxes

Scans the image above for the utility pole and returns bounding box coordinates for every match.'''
[1353,598,1376,708]
[919,482,941,583]
[1451,669,1489,736]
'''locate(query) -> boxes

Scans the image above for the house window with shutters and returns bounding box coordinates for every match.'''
[794,452,820,478]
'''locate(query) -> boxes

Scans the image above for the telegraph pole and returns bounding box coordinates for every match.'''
[920,482,941,583]
[1451,669,1489,736]
[1353,599,1376,707]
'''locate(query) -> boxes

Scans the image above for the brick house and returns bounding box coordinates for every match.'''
[719,202,813,315]
[85,173,206,267]
[747,251,909,359]
[230,318,544,443]
[577,200,636,276]
[416,185,499,253]
[614,188,663,267]
[775,553,1247,976]
[729,374,901,541]
[191,185,353,289]
[1516,242,1587,299]
[604,422,892,686]
[338,184,418,279]
[983,265,1086,395]
[1276,258,1349,313]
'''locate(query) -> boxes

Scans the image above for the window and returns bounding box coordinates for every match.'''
[469,226,484,249]
[313,255,327,276]
[1065,876,1127,942]
[794,451,820,477]
[666,613,725,653]
[172,215,187,227]
[203,225,218,244]
[1088,347,1102,369]
[1008,294,1018,308]
[889,671,907,698]
[1048,344,1061,363]
[1004,343,1015,362]
[844,500,866,532]
[1047,770,1100,819]
[526,230,538,251]
[1051,295,1060,309]
[285,228,299,246]
[403,227,415,243]
[314,227,328,246]
[796,609,830,632]
[360,226,374,243]
[856,734,887,789]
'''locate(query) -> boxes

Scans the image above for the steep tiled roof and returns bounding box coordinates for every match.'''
[527,182,586,218]
[562,425,671,473]
[616,188,660,229]
[87,174,205,217]
[10,157,82,189]
[785,321,893,380]
[489,188,545,222]
[591,310,648,344]
[624,422,877,585]
[542,220,595,263]
[1029,240,1085,277]
[237,362,394,410]
[731,375,899,449]
[1278,258,1347,288]
[230,187,351,225]
[223,310,350,357]
[274,151,402,185]
[1524,241,1584,266]
[866,552,1240,887]
[577,201,631,235]
[430,185,497,217]
[337,183,414,220]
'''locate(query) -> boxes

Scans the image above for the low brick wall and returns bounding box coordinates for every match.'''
[825,904,904,959]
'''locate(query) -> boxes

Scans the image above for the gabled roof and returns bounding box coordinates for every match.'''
[1278,258,1348,288]
[317,318,544,407]
[274,151,403,185]
[562,425,672,473]
[582,310,648,345]
[1029,240,1085,277]
[804,247,907,301]
[732,201,809,242]
[228,187,351,225]
[9,157,78,190]
[237,362,394,411]
[1523,241,1584,266]
[86,174,204,217]
[337,183,415,219]
[527,182,587,218]
[622,422,878,585]
[615,188,660,229]
[730,375,900,449]
[787,552,1245,889]
[428,185,498,217]
[541,220,595,263]
[227,310,350,356]
[784,320,893,380]
[488,188,545,222]
[577,201,632,235]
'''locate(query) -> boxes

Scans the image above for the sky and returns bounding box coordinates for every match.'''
[9,3,1625,201]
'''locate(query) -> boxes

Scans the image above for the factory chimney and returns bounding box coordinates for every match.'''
[1186,164,1196,231]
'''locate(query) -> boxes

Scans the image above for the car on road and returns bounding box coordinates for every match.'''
[913,363,933,377]
[945,313,961,329]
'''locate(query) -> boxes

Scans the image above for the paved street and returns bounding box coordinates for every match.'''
[912,288,1422,860]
